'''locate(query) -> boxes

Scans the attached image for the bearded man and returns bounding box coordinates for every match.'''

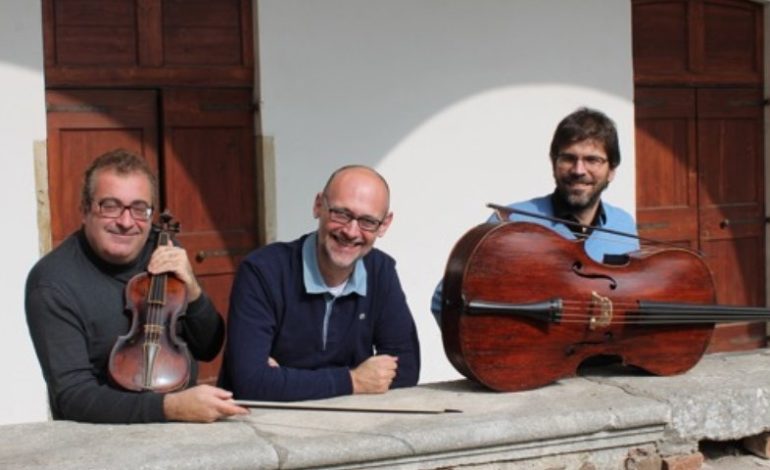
[430,107,639,323]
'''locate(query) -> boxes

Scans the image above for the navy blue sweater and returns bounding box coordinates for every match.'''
[221,234,420,401]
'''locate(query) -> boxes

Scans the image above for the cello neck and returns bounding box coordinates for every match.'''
[637,301,770,324]
[466,296,770,325]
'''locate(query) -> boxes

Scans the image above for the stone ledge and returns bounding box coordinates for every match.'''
[1,350,768,469]
[596,349,770,455]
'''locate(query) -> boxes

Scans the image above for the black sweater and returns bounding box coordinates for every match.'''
[25,229,224,423]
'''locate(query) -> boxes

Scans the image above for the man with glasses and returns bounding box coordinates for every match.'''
[25,149,249,423]
[221,165,420,401]
[431,107,639,324]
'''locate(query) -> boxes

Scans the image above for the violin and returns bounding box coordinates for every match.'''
[440,219,770,392]
[108,212,192,393]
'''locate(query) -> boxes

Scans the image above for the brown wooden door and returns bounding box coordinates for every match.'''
[45,88,258,383]
[162,88,258,382]
[633,0,763,87]
[635,86,766,352]
[43,0,253,88]
[633,0,766,353]
[635,87,699,249]
[697,88,766,351]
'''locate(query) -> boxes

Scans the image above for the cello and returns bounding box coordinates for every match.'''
[108,212,192,393]
[440,208,770,392]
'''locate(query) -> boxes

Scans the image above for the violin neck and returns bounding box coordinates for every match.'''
[157,231,171,248]
[148,231,170,303]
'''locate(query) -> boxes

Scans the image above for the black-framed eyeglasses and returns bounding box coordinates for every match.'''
[323,196,385,232]
[555,153,608,170]
[96,198,154,221]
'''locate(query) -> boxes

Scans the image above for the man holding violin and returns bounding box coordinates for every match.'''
[25,149,248,423]
[431,107,639,323]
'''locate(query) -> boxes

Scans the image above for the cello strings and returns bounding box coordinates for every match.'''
[470,298,770,324]
[560,299,770,314]
[559,300,770,319]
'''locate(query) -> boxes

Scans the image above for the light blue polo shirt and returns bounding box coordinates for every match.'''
[302,232,367,348]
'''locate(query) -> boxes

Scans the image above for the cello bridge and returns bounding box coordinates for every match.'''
[589,291,613,330]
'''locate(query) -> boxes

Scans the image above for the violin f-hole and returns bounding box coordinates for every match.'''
[571,261,618,290]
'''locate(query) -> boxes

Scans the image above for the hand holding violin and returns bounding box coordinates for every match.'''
[148,240,202,302]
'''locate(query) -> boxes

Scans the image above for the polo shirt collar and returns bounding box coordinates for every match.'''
[302,232,367,296]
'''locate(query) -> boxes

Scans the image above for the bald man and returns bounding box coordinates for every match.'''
[220,165,420,401]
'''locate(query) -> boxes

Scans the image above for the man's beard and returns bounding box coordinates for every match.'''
[557,177,610,212]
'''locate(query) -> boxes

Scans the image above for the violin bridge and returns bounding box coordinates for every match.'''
[589,291,613,330]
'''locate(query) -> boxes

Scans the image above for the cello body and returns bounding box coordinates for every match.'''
[440,221,717,392]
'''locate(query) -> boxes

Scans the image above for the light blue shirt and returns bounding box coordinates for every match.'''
[302,233,367,348]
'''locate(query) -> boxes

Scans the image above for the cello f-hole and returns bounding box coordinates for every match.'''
[571,261,618,290]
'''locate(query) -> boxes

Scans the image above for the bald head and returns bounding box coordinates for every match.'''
[322,165,390,213]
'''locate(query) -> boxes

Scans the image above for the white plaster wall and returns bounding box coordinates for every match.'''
[258,0,636,383]
[0,0,50,423]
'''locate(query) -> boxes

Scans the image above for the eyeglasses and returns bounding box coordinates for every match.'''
[323,196,385,232]
[555,153,609,170]
[96,198,154,221]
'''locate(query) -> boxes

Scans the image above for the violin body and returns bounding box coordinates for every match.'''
[441,222,717,392]
[108,214,192,393]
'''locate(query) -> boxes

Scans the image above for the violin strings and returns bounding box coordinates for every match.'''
[146,232,171,347]
[145,265,170,347]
